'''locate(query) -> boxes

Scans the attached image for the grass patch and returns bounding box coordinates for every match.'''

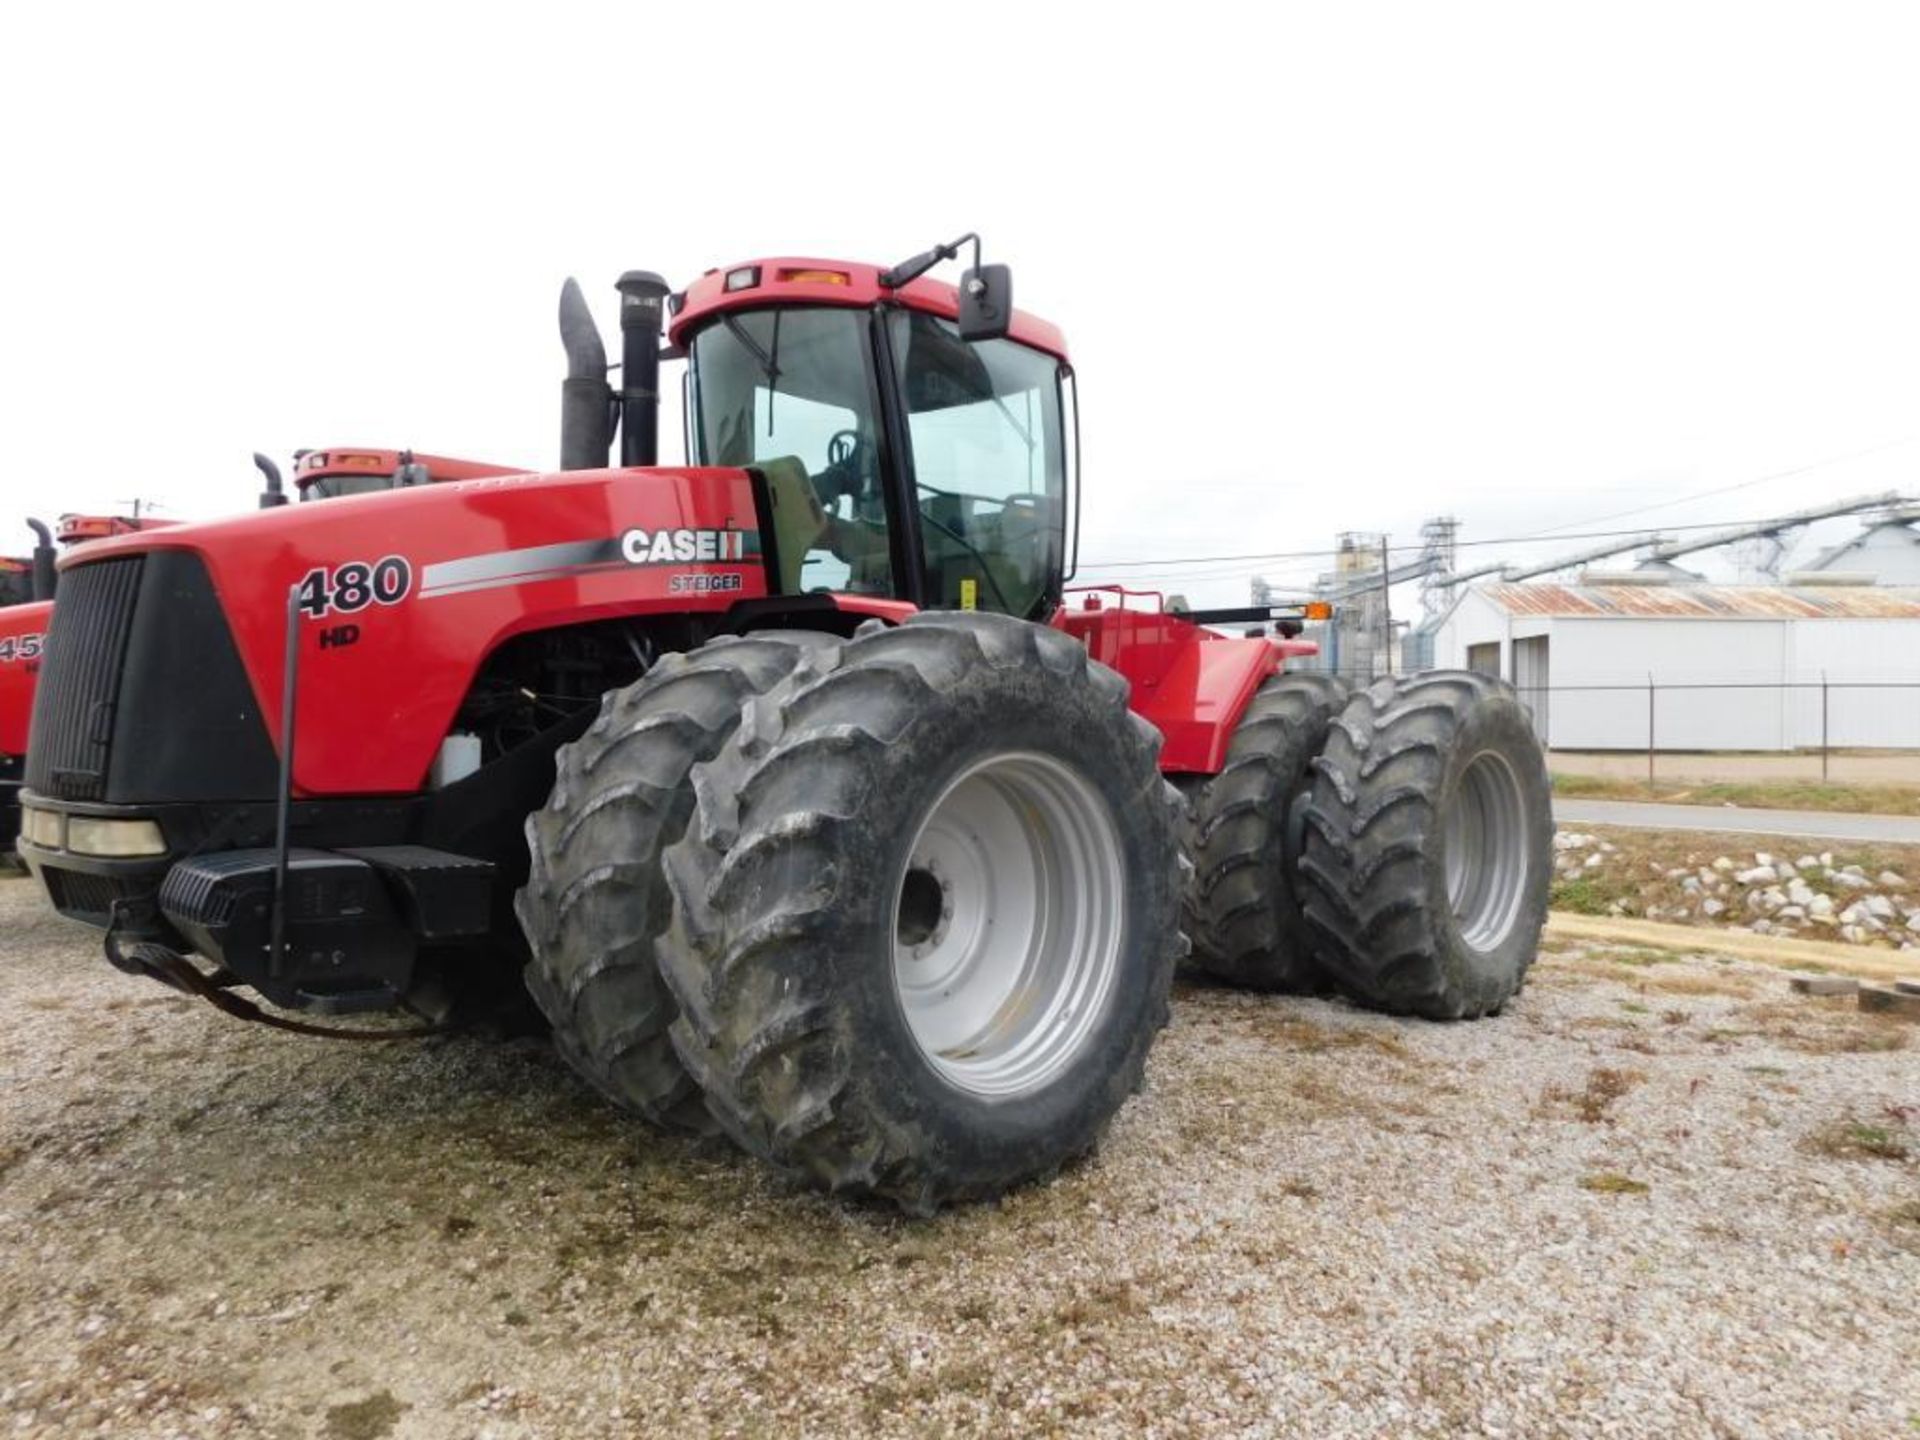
[1607,949,1677,968]
[1539,1066,1646,1123]
[325,1392,409,1440]
[1247,1013,1413,1059]
[1550,873,1635,916]
[1552,772,1920,817]
[1735,1002,1910,1053]
[1638,970,1759,999]
[1883,1200,1920,1251]
[1805,1116,1912,1162]
[1578,1172,1650,1195]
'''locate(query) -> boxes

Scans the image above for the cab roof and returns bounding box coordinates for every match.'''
[56,514,173,544]
[669,257,1069,363]
[294,448,528,488]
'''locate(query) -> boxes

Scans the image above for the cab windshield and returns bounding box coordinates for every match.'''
[690,308,892,595]
[690,304,1067,617]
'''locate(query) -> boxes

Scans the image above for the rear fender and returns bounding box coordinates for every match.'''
[1051,607,1282,774]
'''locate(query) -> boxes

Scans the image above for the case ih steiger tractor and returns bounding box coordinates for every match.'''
[19,236,1552,1212]
[4,516,186,853]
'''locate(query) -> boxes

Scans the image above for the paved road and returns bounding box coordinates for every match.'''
[1553,797,1920,845]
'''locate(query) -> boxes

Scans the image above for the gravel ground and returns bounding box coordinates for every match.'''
[2,874,1917,1440]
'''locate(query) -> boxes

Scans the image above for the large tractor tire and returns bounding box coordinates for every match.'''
[1296,671,1552,1020]
[516,632,837,1132]
[1183,671,1348,990]
[658,612,1184,1214]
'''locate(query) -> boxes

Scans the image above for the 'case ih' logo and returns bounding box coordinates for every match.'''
[620,527,751,565]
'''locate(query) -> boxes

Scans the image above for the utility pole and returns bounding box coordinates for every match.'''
[1379,535,1394,675]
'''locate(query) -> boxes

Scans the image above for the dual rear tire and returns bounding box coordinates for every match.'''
[1297,671,1552,1019]
[1184,672,1349,991]
[519,613,1183,1213]
[1188,667,1552,1018]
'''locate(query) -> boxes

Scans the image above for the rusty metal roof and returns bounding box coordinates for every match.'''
[1476,583,1920,620]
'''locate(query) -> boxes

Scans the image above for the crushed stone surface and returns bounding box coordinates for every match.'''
[1,875,1916,1439]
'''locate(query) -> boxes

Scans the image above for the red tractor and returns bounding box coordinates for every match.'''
[3,516,185,853]
[0,521,60,848]
[19,237,1551,1211]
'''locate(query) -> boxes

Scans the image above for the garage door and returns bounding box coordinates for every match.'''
[1512,635,1549,744]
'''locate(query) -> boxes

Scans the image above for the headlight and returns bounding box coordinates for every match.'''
[65,817,167,858]
[20,807,62,849]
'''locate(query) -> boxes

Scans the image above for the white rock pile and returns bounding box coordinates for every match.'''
[1552,831,1920,949]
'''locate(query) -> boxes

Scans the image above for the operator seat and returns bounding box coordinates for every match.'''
[751,456,828,593]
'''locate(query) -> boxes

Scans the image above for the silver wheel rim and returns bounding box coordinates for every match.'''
[1443,749,1532,953]
[891,751,1125,1099]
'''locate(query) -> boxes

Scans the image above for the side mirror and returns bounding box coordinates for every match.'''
[956,264,1013,342]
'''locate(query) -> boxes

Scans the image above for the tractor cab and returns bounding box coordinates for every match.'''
[562,239,1077,623]
[293,448,527,499]
[55,514,176,545]
[676,265,1072,620]
[0,558,30,610]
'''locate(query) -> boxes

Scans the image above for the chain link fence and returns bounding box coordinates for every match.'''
[1305,669,1920,783]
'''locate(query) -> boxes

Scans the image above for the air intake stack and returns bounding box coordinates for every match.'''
[26,518,56,601]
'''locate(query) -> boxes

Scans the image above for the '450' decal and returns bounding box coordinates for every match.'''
[0,633,44,663]
[296,557,412,619]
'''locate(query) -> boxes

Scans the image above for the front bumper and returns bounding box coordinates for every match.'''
[17,794,178,933]
[18,791,492,1012]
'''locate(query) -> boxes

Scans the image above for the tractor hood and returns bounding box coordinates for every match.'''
[43,464,770,798]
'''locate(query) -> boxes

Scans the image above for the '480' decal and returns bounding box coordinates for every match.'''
[296,556,412,619]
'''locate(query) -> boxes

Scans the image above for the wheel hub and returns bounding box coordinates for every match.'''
[1443,748,1533,953]
[891,752,1124,1099]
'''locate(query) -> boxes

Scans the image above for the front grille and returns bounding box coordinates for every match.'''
[43,867,148,922]
[24,558,144,801]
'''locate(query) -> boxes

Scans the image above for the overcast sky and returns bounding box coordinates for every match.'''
[5,2,1916,609]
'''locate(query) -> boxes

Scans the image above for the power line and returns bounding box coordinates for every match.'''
[1522,437,1916,538]
[1081,503,1918,574]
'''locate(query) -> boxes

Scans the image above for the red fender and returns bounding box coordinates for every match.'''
[1051,599,1304,775]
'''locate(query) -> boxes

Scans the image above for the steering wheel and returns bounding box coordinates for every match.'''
[813,429,872,507]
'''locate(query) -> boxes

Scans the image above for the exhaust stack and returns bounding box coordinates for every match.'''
[558,279,612,471]
[254,452,287,509]
[615,271,669,467]
[26,519,55,601]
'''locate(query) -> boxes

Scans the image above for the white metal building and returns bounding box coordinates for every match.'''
[1428,581,1920,750]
